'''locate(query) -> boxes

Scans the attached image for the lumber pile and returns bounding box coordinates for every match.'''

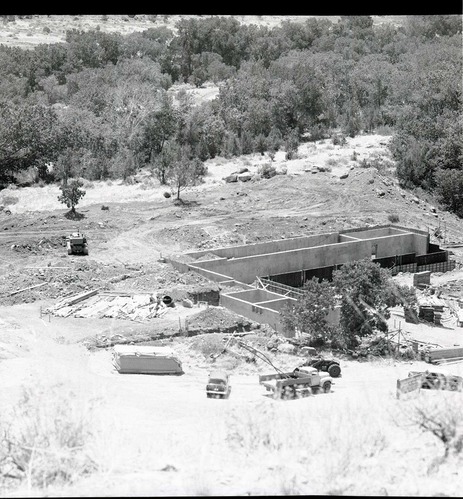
[425,346,463,364]
[417,293,447,325]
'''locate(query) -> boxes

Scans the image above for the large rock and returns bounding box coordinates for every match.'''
[277,343,296,354]
[238,173,252,182]
[224,174,238,183]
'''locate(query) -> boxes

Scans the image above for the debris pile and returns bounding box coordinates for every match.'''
[47,290,173,322]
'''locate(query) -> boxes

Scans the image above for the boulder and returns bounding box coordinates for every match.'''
[339,173,349,179]
[224,174,238,183]
[238,173,252,182]
[277,343,296,354]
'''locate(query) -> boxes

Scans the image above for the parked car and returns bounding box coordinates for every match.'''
[206,371,231,399]
[300,357,342,378]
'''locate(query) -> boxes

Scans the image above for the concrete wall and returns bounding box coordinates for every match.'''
[220,293,290,335]
[220,290,341,336]
[185,232,339,260]
[192,233,423,284]
[339,234,360,242]
[344,226,405,239]
[413,233,429,256]
[222,288,285,304]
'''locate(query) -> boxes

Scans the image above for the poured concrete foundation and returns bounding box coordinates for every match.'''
[174,225,452,336]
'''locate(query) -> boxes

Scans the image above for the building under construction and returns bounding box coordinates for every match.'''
[171,224,455,336]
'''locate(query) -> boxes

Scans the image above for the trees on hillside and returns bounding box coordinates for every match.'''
[0,15,461,218]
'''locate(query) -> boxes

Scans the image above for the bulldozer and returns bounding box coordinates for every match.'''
[66,231,88,255]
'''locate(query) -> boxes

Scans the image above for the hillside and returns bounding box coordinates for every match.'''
[0,14,462,498]
[0,15,408,50]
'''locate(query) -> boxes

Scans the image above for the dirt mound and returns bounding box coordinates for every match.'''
[185,306,259,335]
[10,235,66,254]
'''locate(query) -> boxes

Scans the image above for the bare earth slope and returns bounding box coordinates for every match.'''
[0,15,462,496]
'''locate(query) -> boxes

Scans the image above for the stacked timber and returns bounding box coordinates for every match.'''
[417,293,446,325]
[425,346,463,364]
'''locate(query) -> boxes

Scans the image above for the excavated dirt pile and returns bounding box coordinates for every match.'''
[184,306,260,336]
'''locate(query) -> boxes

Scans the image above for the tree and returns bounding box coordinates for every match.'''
[57,178,86,214]
[280,277,338,345]
[332,259,395,348]
[165,147,204,200]
[434,168,463,217]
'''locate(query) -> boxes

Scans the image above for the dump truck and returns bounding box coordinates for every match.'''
[66,231,88,255]
[206,370,231,399]
[259,366,334,400]
[112,344,183,375]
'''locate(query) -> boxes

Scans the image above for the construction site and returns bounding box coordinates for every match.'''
[1,133,463,497]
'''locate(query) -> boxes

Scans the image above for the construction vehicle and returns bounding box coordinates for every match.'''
[408,370,463,391]
[66,231,88,255]
[259,366,334,400]
[300,356,342,377]
[209,336,334,400]
[206,371,231,399]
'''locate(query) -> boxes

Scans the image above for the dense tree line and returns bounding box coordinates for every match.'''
[0,15,461,213]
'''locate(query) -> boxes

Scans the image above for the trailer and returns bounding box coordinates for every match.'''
[112,344,183,375]
[259,366,333,400]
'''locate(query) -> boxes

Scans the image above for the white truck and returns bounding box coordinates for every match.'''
[259,366,334,400]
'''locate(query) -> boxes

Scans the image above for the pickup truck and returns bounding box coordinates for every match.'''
[206,371,231,399]
[259,366,333,400]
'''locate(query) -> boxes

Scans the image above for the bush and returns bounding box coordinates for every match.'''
[388,213,400,223]
[258,164,277,179]
[189,334,224,357]
[0,381,100,488]
[0,195,19,206]
[405,392,463,458]
[332,133,347,146]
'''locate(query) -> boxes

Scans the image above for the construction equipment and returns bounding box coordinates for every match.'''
[66,231,88,255]
[408,370,463,391]
[301,356,342,377]
[259,366,333,400]
[206,371,231,399]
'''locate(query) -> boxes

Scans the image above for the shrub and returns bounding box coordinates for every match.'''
[189,334,224,357]
[405,392,463,458]
[0,195,19,206]
[258,164,277,179]
[332,133,347,146]
[388,213,400,223]
[0,381,100,488]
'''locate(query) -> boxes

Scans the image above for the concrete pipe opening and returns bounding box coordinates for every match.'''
[162,295,174,307]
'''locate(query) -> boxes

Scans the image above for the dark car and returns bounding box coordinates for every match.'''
[302,357,342,378]
[206,371,231,399]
